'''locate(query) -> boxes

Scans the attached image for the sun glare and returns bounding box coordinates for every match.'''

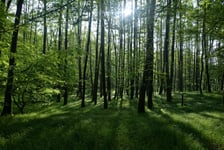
[122,1,133,17]
[123,8,132,17]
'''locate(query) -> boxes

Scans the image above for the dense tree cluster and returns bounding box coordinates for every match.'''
[0,0,224,115]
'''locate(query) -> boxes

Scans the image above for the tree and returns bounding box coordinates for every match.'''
[133,0,139,98]
[92,2,100,105]
[178,0,184,93]
[57,0,63,103]
[63,1,69,105]
[170,0,177,98]
[203,2,211,93]
[107,0,112,102]
[138,0,156,112]
[42,0,47,54]
[76,1,83,99]
[1,0,24,116]
[81,0,93,107]
[164,0,172,102]
[100,0,107,109]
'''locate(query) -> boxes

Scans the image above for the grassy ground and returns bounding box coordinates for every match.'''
[0,92,224,150]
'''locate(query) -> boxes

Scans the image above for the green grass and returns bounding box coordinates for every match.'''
[0,92,224,150]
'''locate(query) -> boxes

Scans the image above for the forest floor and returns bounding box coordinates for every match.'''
[0,92,224,150]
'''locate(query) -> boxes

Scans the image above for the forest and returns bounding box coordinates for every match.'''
[0,0,224,149]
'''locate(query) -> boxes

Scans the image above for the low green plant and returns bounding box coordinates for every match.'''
[0,92,223,150]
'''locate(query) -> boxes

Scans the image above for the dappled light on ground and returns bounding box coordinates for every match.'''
[0,93,224,150]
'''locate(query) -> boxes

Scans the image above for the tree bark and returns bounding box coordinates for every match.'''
[204,25,211,92]
[107,0,112,102]
[138,0,156,112]
[57,0,63,103]
[1,0,24,116]
[92,2,100,105]
[164,0,172,102]
[77,2,82,99]
[81,0,93,107]
[63,2,69,105]
[42,0,47,54]
[131,0,138,99]
[100,0,107,109]
[170,0,177,95]
[178,0,184,93]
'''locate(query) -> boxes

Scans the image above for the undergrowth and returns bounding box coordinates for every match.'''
[0,92,223,150]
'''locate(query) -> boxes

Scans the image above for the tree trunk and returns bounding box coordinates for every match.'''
[204,27,211,92]
[170,0,177,95]
[92,3,100,105]
[132,0,138,99]
[138,0,156,112]
[57,0,63,102]
[81,0,93,107]
[178,0,184,93]
[64,2,69,105]
[1,0,24,116]
[195,29,200,91]
[107,0,112,102]
[77,3,82,99]
[43,0,47,54]
[118,1,124,99]
[100,0,107,109]
[164,0,172,102]
[159,18,164,95]
[200,6,207,95]
[113,33,118,100]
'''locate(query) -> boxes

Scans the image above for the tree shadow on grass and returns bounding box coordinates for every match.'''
[0,96,223,150]
[154,92,224,114]
[157,110,221,150]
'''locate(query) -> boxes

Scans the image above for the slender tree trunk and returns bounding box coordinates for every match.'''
[178,0,184,93]
[132,0,138,99]
[77,6,82,99]
[6,0,11,11]
[92,3,100,105]
[195,25,200,91]
[113,32,119,100]
[63,3,69,105]
[81,0,93,107]
[100,0,107,109]
[138,0,156,112]
[136,3,142,98]
[127,23,131,97]
[204,26,211,92]
[107,0,112,102]
[43,0,47,54]
[170,0,177,95]
[159,18,164,95]
[193,49,196,91]
[1,0,24,116]
[57,1,63,102]
[118,1,124,99]
[164,0,172,102]
[200,7,207,95]
[122,0,126,99]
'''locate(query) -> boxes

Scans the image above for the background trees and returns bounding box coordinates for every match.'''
[0,0,224,115]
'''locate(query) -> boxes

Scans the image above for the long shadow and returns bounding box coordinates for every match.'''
[155,93,224,114]
[0,102,180,149]
[157,110,219,150]
[0,94,223,150]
